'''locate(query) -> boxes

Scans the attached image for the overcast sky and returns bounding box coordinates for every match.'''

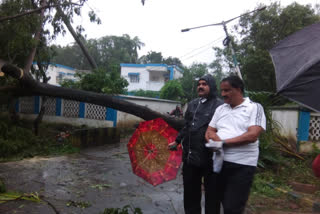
[53,0,318,67]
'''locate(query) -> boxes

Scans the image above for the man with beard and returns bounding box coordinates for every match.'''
[205,75,266,214]
[168,74,223,214]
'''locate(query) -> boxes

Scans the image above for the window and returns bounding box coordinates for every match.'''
[150,75,159,82]
[164,74,169,82]
[129,73,140,83]
[56,73,64,84]
[129,75,139,83]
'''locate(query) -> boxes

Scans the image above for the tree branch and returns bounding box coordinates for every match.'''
[0,61,184,130]
[56,5,98,70]
[0,86,34,97]
[0,3,79,23]
[23,0,47,73]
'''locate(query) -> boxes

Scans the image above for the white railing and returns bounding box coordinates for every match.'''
[310,113,320,141]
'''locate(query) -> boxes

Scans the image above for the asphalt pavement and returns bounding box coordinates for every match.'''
[0,138,185,214]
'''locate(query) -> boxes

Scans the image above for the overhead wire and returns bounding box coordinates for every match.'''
[180,36,224,61]
[182,47,213,61]
[84,1,223,63]
[179,36,224,58]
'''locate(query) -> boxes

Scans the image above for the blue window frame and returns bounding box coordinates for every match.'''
[128,73,140,83]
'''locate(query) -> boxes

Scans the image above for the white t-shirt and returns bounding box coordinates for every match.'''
[208,97,266,166]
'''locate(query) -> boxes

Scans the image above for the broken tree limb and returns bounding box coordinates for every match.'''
[56,5,98,70]
[0,61,185,130]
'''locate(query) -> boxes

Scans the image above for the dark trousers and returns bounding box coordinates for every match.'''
[183,162,220,214]
[217,161,256,214]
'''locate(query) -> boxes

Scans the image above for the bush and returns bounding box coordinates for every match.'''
[0,117,79,161]
[129,89,160,98]
[247,91,284,168]
[160,80,184,101]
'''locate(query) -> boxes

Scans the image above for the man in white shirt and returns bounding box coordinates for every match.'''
[205,75,266,214]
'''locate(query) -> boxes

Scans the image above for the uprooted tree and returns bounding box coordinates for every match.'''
[0,0,184,130]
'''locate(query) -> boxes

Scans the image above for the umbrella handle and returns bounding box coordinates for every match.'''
[169,144,177,151]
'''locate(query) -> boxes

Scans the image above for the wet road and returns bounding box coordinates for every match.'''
[0,138,185,214]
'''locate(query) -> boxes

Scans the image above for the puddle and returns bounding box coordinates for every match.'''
[0,139,184,214]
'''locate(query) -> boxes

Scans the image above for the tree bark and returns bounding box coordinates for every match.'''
[33,63,50,136]
[8,97,19,123]
[56,5,98,70]
[0,62,185,130]
[34,96,46,136]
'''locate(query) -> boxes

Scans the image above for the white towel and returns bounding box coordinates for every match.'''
[212,149,224,173]
[206,140,224,173]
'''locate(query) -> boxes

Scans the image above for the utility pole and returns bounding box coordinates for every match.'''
[181,7,266,80]
[222,21,242,79]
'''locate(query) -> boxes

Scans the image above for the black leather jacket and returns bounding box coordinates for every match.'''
[176,75,223,167]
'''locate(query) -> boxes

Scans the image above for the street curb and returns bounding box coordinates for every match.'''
[267,183,320,212]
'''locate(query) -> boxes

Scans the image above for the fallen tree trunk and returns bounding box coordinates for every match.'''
[56,5,98,70]
[0,62,185,130]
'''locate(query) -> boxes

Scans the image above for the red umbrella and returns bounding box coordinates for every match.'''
[312,154,320,178]
[127,118,182,186]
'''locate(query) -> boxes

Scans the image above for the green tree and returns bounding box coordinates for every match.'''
[209,58,226,91]
[0,0,101,90]
[160,80,184,101]
[163,56,183,68]
[90,34,144,71]
[138,51,164,64]
[61,68,128,95]
[179,63,209,102]
[0,0,100,66]
[51,44,89,70]
[138,51,184,69]
[0,1,35,66]
[0,0,48,125]
[51,34,144,71]
[0,0,103,129]
[213,2,320,92]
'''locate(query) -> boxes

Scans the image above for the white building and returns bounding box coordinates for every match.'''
[32,63,79,86]
[46,64,78,86]
[120,63,184,92]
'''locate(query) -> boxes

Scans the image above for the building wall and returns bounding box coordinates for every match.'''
[272,109,299,138]
[116,95,180,127]
[19,114,113,128]
[173,66,183,79]
[271,107,320,152]
[147,70,167,91]
[9,95,180,128]
[33,63,77,86]
[120,64,184,92]
[121,66,149,91]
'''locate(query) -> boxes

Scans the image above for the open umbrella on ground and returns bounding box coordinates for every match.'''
[127,118,182,186]
[269,22,320,112]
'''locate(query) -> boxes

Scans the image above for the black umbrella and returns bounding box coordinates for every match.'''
[269,22,320,112]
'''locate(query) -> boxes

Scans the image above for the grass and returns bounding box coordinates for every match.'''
[0,114,80,162]
[248,155,320,213]
[0,113,135,162]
